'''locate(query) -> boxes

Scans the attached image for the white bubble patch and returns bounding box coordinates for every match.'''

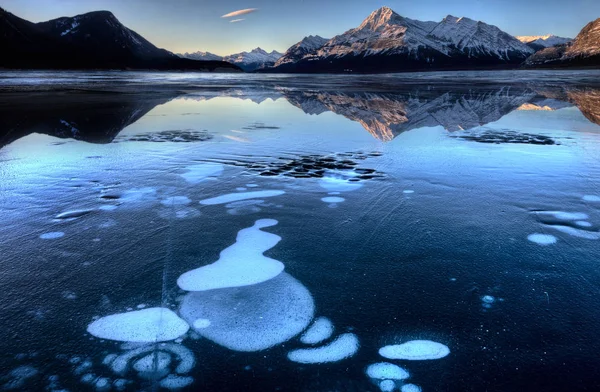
[321,197,345,204]
[199,190,285,206]
[366,362,410,380]
[87,308,189,343]
[401,384,422,392]
[379,380,396,392]
[583,195,600,202]
[527,233,557,245]
[287,333,359,364]
[547,225,600,240]
[300,317,334,345]
[40,232,65,240]
[180,163,223,184]
[177,219,284,291]
[180,273,314,352]
[319,177,363,192]
[539,211,589,221]
[379,340,450,360]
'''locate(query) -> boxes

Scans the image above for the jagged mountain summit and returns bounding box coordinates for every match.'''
[516,35,572,51]
[0,7,240,71]
[178,48,283,71]
[524,18,600,68]
[178,51,223,61]
[265,6,534,73]
[223,48,283,71]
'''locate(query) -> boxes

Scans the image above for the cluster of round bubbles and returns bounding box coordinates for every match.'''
[180,272,315,351]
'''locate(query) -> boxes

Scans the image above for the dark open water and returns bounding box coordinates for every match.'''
[1,70,600,392]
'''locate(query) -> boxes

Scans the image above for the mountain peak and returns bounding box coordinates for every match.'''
[359,6,402,30]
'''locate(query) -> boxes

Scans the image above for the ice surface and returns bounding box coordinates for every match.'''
[527,233,558,245]
[199,190,285,205]
[401,384,422,392]
[366,362,410,380]
[161,196,192,206]
[287,333,359,364]
[180,273,314,352]
[177,219,285,291]
[300,317,334,345]
[321,196,345,203]
[379,340,450,360]
[120,188,157,204]
[180,164,223,184]
[87,308,189,342]
[40,232,65,240]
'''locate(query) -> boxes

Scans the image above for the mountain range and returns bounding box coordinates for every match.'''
[1,6,598,72]
[523,18,600,68]
[178,48,282,71]
[0,7,240,71]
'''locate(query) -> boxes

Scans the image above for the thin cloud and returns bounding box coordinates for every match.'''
[230,19,245,23]
[221,8,258,18]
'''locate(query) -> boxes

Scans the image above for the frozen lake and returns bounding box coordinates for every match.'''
[1,71,600,392]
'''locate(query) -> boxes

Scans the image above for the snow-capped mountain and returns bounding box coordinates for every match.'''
[274,35,329,67]
[266,6,534,73]
[178,47,283,71]
[524,18,600,68]
[516,35,572,51]
[0,7,240,71]
[178,51,223,61]
[223,48,283,71]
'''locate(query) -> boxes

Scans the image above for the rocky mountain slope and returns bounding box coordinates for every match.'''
[523,18,600,68]
[266,7,534,73]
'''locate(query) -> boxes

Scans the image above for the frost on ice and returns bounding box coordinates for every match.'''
[379,340,450,360]
[179,273,314,352]
[287,333,359,364]
[87,308,189,342]
[177,219,285,291]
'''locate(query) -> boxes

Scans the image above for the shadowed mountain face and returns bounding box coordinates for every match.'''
[0,92,178,148]
[0,8,240,71]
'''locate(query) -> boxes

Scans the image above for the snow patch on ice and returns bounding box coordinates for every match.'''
[287,333,359,364]
[379,340,450,360]
[527,233,557,245]
[40,232,65,240]
[180,164,223,184]
[366,362,410,380]
[300,317,334,345]
[199,190,284,205]
[87,308,189,342]
[180,273,314,352]
[177,219,284,291]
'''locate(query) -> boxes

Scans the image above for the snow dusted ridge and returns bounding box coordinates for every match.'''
[179,51,223,61]
[179,48,283,71]
[266,6,535,73]
[524,18,600,67]
[274,35,329,67]
[516,35,572,48]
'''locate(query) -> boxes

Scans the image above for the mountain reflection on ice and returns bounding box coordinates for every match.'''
[1,71,600,392]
